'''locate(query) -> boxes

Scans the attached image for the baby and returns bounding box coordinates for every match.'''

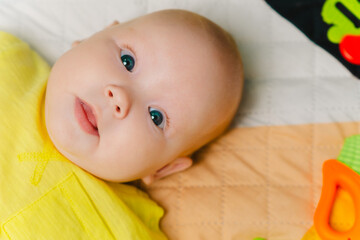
[0,9,242,239]
[46,9,243,184]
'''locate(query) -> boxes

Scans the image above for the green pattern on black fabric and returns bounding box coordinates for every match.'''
[264,0,360,79]
[338,135,360,174]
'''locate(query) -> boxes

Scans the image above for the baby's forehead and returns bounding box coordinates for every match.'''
[113,13,237,117]
[113,24,220,78]
[121,13,213,45]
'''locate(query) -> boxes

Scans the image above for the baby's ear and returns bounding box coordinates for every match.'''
[71,40,82,48]
[106,20,120,29]
[141,157,193,185]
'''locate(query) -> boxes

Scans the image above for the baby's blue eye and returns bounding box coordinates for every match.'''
[120,50,135,72]
[149,107,165,129]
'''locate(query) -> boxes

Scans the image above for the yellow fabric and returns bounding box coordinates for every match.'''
[0,31,167,240]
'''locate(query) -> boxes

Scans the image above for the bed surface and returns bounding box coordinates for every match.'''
[1,0,360,239]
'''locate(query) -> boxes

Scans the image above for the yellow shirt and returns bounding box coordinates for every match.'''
[0,31,167,240]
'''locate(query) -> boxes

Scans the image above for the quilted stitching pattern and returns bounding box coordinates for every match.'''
[146,122,360,239]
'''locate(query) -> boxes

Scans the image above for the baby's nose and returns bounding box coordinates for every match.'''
[104,85,131,119]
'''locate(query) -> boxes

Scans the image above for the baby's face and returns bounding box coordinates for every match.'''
[45,13,230,182]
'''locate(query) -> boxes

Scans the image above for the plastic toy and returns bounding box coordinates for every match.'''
[340,35,360,65]
[314,159,360,240]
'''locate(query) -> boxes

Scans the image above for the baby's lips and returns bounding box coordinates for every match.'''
[339,34,360,65]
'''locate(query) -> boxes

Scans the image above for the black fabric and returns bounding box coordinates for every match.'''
[265,0,360,79]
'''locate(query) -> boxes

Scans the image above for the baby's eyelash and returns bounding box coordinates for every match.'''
[164,111,171,130]
[121,43,136,58]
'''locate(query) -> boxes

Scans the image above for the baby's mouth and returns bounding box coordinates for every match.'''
[74,97,99,136]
